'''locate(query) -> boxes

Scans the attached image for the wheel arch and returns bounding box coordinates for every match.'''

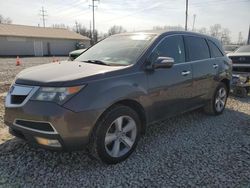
[220,78,230,93]
[90,99,147,142]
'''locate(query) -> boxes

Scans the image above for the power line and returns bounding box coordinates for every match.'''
[190,0,249,7]
[98,2,167,24]
[40,6,48,27]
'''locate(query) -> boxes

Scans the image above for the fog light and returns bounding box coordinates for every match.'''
[35,137,61,147]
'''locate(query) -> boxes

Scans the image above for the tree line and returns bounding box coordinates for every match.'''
[53,23,242,45]
[52,23,127,45]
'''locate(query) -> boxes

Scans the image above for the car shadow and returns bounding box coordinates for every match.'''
[0,97,249,187]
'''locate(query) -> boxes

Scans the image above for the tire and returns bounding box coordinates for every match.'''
[88,105,141,164]
[232,87,248,98]
[204,82,228,115]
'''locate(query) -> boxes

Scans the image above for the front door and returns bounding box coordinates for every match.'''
[146,35,193,121]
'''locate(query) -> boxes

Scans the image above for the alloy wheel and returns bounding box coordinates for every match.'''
[104,116,137,158]
[215,87,227,112]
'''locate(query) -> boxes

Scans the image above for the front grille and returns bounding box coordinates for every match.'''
[229,56,250,64]
[15,119,55,133]
[11,95,27,104]
[233,67,250,73]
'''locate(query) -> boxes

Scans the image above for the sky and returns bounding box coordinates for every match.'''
[0,0,249,42]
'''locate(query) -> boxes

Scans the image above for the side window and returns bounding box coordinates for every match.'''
[185,36,210,61]
[208,40,224,57]
[149,35,185,64]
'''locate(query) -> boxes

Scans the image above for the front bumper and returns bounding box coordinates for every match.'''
[233,64,250,73]
[4,100,102,151]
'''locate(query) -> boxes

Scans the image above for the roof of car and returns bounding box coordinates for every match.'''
[115,30,221,47]
[116,30,216,40]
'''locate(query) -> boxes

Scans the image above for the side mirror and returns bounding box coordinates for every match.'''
[153,57,174,69]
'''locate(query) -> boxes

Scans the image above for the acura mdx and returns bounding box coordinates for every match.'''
[4,31,232,164]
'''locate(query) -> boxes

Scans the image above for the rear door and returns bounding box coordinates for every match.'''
[146,35,193,120]
[184,36,215,105]
[207,39,226,76]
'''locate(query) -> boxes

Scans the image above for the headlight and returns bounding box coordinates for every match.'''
[32,85,85,104]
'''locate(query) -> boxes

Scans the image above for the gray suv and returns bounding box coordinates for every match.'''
[4,31,232,164]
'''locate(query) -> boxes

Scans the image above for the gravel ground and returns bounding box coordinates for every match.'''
[0,57,249,187]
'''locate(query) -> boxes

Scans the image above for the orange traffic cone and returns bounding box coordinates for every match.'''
[16,56,21,66]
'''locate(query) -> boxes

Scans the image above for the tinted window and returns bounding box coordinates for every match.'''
[208,40,223,57]
[149,35,185,64]
[185,36,210,61]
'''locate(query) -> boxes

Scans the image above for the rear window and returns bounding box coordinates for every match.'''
[185,36,210,61]
[208,40,224,57]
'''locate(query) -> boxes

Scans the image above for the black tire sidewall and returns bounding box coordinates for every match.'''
[95,105,141,164]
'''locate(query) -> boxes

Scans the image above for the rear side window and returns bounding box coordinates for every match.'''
[185,36,210,61]
[149,35,185,64]
[208,40,224,57]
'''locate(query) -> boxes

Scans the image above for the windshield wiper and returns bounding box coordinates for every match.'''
[83,60,110,66]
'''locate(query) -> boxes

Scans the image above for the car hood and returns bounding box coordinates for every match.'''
[227,52,250,57]
[15,61,127,87]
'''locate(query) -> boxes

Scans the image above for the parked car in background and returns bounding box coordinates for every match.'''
[224,44,239,54]
[69,48,87,61]
[4,31,232,164]
[228,45,250,97]
[227,45,250,72]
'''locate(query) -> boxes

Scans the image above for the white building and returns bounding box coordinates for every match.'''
[0,24,90,56]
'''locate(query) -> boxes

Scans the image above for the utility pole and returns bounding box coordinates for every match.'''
[247,25,250,45]
[40,6,48,28]
[75,21,79,33]
[89,0,99,44]
[89,21,92,39]
[192,14,196,31]
[185,0,188,31]
[238,32,243,45]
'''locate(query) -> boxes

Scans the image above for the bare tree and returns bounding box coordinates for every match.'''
[73,23,98,45]
[0,14,12,24]
[209,24,222,39]
[197,27,207,34]
[108,25,126,36]
[221,28,231,45]
[153,25,184,31]
[51,24,70,29]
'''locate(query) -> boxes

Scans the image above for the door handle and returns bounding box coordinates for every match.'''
[181,70,191,76]
[213,64,219,69]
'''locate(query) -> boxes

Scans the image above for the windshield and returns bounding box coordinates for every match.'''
[235,45,250,53]
[75,34,155,66]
